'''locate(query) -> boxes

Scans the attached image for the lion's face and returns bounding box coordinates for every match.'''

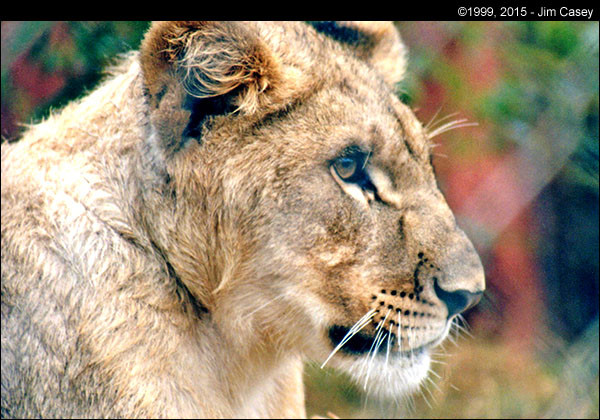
[242,72,485,399]
[141,21,485,399]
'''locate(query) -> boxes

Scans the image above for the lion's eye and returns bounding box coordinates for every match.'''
[332,156,358,180]
[330,147,379,205]
[331,147,376,192]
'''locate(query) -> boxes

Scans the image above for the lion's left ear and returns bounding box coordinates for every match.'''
[139,21,282,153]
[308,21,407,86]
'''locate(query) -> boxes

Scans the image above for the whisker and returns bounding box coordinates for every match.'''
[448,318,468,347]
[426,112,463,131]
[425,373,441,390]
[425,110,460,131]
[451,325,463,345]
[407,321,415,362]
[424,108,459,131]
[320,309,376,369]
[397,311,403,352]
[424,109,441,132]
[428,368,442,380]
[417,381,434,410]
[364,331,387,390]
[356,317,385,380]
[454,314,473,337]
[385,329,392,366]
[377,308,392,332]
[445,329,458,346]
[425,374,443,396]
[359,307,391,385]
[388,384,403,414]
[359,319,385,380]
[343,309,377,340]
[427,119,478,140]
[404,391,416,414]
[438,340,448,353]
[423,375,437,397]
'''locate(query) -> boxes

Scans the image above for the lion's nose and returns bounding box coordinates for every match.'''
[433,280,483,318]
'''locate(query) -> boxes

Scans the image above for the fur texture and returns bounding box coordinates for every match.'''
[1,21,484,418]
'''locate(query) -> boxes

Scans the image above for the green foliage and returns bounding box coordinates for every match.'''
[32,22,150,120]
[485,21,599,190]
[1,21,150,134]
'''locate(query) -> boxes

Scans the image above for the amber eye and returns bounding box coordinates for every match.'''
[330,146,377,193]
[330,146,378,203]
[332,156,358,180]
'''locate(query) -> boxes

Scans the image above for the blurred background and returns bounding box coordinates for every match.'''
[1,21,598,419]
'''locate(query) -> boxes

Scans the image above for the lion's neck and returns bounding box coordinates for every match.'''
[128,137,307,417]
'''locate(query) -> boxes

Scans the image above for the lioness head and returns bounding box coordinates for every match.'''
[139,21,484,400]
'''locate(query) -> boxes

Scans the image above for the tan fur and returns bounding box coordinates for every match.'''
[1,21,484,418]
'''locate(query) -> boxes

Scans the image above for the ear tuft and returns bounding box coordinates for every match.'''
[140,21,281,151]
[173,22,277,114]
[142,21,279,113]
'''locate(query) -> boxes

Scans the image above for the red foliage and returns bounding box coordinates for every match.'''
[10,54,66,106]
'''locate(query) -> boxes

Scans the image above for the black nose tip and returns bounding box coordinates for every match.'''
[433,281,483,318]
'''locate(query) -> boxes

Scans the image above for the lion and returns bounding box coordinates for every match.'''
[1,21,485,418]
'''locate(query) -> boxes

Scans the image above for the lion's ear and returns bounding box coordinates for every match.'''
[140,21,281,152]
[308,21,407,86]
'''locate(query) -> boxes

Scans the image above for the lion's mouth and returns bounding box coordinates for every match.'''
[327,325,429,357]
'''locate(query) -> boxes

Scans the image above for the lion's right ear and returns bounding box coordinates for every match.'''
[308,21,407,87]
[140,21,281,153]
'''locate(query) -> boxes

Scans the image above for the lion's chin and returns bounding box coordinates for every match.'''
[333,350,431,400]
[323,323,439,400]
